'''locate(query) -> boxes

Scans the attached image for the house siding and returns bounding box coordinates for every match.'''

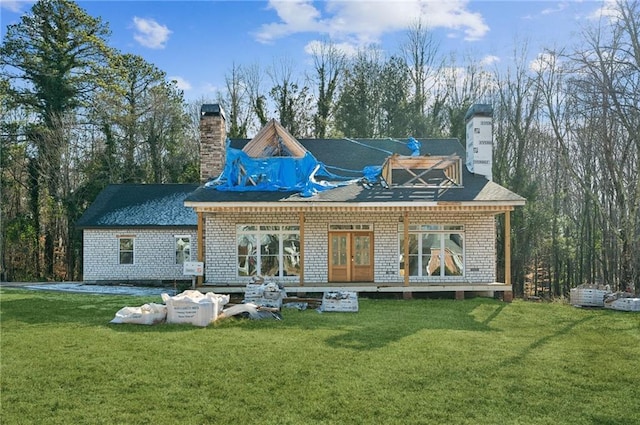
[83,228,198,282]
[203,211,496,285]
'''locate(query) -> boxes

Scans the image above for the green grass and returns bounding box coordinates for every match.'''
[1,289,639,425]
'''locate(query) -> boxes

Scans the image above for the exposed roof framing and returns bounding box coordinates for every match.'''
[242,119,308,158]
[381,154,463,188]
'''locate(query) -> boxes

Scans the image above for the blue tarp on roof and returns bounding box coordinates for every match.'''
[206,141,366,197]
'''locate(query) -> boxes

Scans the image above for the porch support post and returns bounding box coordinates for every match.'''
[299,211,305,286]
[403,211,410,287]
[197,211,204,287]
[504,210,513,302]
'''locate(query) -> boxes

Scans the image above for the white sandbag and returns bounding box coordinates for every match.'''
[162,290,230,327]
[110,303,167,325]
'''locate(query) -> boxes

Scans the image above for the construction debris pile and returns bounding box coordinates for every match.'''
[109,276,364,326]
[570,284,639,312]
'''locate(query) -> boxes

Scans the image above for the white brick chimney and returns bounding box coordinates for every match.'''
[465,104,493,181]
[200,104,227,183]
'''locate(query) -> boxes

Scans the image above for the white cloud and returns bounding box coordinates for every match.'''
[587,0,621,22]
[169,76,192,91]
[132,17,172,49]
[255,0,489,45]
[529,52,558,73]
[0,0,32,13]
[480,55,500,67]
[541,2,568,16]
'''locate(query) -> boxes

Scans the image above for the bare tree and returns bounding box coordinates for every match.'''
[219,63,251,138]
[537,0,640,293]
[309,39,346,138]
[245,63,269,129]
[400,19,443,136]
[267,57,313,137]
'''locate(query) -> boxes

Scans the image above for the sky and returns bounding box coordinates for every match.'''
[0,0,619,101]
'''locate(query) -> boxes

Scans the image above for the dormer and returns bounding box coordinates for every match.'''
[380,154,463,189]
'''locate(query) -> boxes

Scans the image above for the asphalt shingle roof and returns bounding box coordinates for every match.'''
[188,137,524,205]
[76,184,198,228]
[80,138,524,229]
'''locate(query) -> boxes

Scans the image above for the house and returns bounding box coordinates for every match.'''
[76,183,199,284]
[77,103,524,300]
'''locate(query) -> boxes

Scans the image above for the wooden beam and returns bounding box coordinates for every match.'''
[242,119,308,158]
[505,211,511,286]
[197,211,204,287]
[194,205,516,213]
[299,212,305,286]
[404,211,410,287]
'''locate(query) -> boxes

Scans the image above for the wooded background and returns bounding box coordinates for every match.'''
[1,0,638,296]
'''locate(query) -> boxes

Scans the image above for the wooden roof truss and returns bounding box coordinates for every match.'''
[232,119,309,188]
[242,119,307,158]
[381,154,463,189]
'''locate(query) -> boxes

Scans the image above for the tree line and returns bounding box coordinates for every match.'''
[1,0,638,296]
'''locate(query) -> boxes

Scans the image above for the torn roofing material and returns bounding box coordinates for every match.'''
[206,136,463,197]
[206,142,356,197]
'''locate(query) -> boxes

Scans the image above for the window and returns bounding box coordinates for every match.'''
[237,225,300,277]
[175,236,191,264]
[399,225,464,277]
[118,237,134,265]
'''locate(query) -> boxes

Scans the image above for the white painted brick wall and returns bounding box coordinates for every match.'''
[202,210,498,285]
[83,228,198,282]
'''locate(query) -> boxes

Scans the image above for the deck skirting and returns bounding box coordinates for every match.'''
[199,282,511,295]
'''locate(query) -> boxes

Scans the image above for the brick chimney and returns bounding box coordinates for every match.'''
[464,104,493,181]
[200,104,227,183]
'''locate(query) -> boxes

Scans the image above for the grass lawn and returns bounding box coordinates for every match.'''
[1,289,639,425]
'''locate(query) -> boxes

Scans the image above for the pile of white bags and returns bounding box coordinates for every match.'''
[110,303,167,325]
[161,290,230,327]
[110,290,230,326]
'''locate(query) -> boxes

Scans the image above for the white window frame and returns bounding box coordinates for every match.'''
[399,224,465,277]
[118,236,135,265]
[236,225,301,278]
[175,235,191,265]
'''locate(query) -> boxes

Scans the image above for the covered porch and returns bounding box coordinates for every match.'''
[189,203,516,302]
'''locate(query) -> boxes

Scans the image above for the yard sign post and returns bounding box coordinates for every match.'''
[183,261,204,289]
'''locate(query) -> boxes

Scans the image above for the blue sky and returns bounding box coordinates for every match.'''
[1,1,617,101]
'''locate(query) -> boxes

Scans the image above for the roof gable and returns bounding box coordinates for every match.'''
[242,119,308,158]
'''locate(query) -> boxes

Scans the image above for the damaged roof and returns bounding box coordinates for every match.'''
[187,137,524,206]
[76,184,198,228]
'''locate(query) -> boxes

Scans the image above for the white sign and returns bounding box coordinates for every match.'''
[183,261,204,276]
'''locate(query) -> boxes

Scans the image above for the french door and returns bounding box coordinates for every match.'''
[328,232,374,282]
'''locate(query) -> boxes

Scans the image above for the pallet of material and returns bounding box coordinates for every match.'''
[320,291,359,312]
[605,296,640,312]
[570,286,609,307]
